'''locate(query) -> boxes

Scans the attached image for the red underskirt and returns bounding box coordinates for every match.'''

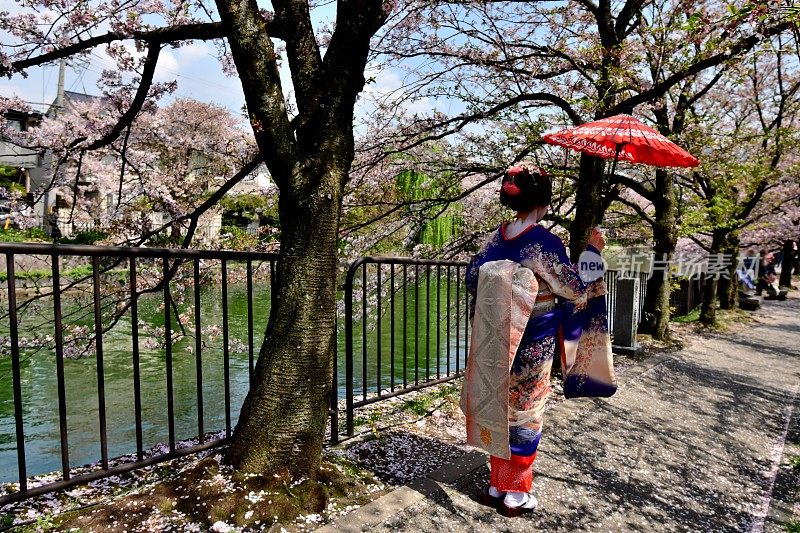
[490,452,537,492]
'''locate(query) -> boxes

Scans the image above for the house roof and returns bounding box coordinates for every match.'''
[47,90,105,117]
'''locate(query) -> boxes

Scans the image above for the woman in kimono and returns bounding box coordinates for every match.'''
[465,163,606,515]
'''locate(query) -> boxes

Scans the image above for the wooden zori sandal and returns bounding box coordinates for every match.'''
[478,488,505,508]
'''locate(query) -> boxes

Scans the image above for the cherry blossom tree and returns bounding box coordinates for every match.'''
[1,0,392,480]
[366,0,795,261]
[675,34,800,324]
[5,97,256,245]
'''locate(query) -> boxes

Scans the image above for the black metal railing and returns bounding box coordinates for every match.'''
[334,262,651,441]
[334,257,470,441]
[1,244,655,505]
[0,242,279,505]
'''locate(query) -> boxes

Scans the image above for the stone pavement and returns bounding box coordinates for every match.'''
[320,294,800,533]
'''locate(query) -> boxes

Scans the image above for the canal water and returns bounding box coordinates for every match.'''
[0,276,467,483]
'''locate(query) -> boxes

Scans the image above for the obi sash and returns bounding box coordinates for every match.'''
[460,260,538,460]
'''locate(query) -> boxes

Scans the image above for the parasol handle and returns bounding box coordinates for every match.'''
[609,143,623,179]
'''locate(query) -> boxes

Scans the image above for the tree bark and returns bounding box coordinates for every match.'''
[717,234,739,310]
[700,229,726,325]
[638,168,676,340]
[569,154,606,261]
[779,239,795,288]
[224,167,343,477]
[699,275,717,325]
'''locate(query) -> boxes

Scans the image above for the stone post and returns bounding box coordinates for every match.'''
[613,277,640,355]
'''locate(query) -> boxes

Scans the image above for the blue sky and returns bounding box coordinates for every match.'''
[0,1,312,114]
[0,40,248,115]
[0,0,436,123]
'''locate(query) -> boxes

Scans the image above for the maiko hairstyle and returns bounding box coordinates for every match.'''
[499,163,552,212]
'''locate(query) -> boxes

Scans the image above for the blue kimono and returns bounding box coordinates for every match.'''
[465,222,612,492]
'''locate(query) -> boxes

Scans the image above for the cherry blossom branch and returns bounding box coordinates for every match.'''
[612,21,793,115]
[616,195,657,227]
[3,22,226,75]
[610,173,655,201]
[82,44,161,151]
[179,154,264,249]
[67,150,84,225]
[117,124,132,207]
[366,96,574,162]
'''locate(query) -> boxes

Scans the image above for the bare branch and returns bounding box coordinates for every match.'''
[612,21,793,114]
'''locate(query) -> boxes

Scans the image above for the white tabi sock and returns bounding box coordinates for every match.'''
[503,491,527,507]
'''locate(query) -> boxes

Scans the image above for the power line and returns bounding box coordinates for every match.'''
[89,51,235,92]
[68,62,89,92]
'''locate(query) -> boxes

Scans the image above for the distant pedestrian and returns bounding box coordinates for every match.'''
[756,249,777,297]
[49,208,62,242]
[461,163,615,516]
[738,250,759,291]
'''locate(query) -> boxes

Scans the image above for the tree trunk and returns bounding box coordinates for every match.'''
[568,154,606,261]
[779,239,795,288]
[212,0,386,478]
[225,168,343,478]
[639,168,676,340]
[641,272,672,339]
[700,229,726,325]
[717,235,739,310]
[699,275,717,325]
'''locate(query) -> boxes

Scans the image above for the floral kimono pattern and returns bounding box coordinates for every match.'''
[462,223,615,493]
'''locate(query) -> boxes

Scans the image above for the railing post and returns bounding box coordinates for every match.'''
[129,257,144,461]
[330,316,339,444]
[344,259,363,437]
[91,256,109,469]
[51,253,70,481]
[162,257,176,454]
[193,259,205,444]
[362,264,368,401]
[6,253,27,492]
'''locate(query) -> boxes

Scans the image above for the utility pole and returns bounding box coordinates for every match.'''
[55,59,65,116]
[43,58,67,237]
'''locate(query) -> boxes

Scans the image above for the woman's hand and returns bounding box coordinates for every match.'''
[587,227,605,252]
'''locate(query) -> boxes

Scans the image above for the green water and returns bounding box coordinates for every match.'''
[0,273,467,483]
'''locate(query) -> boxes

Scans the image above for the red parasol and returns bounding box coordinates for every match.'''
[543,113,699,168]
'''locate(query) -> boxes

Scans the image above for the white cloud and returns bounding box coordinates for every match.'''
[176,42,213,65]
[154,50,180,82]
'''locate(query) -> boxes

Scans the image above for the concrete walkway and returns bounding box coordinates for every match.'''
[322,294,800,532]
